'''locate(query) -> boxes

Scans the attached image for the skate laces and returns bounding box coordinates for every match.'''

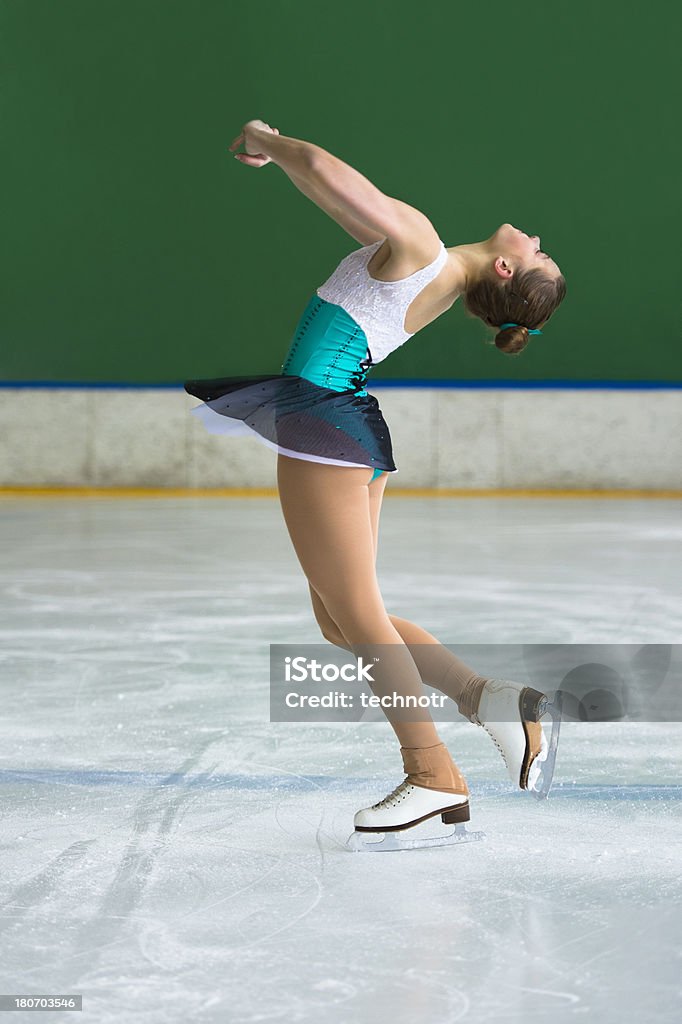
[478,716,546,773]
[371,778,413,810]
[484,727,508,767]
[474,715,509,768]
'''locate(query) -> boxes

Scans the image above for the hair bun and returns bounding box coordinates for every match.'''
[494,324,530,356]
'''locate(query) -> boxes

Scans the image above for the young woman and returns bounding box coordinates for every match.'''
[185,119,567,849]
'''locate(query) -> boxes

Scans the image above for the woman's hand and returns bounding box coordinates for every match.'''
[229,119,280,167]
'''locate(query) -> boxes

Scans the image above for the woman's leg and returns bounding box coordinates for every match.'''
[277,454,465,792]
[308,470,489,720]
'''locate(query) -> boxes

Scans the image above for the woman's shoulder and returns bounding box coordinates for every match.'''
[367,225,444,282]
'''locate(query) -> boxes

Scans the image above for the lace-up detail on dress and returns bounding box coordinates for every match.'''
[316,239,448,364]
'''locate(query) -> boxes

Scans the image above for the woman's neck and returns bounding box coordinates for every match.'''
[444,240,495,298]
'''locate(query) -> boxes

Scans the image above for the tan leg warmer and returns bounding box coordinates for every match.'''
[400,742,469,795]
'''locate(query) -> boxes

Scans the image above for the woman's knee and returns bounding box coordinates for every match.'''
[309,585,348,647]
[313,588,397,647]
[318,596,395,646]
[315,609,347,646]
[319,620,347,646]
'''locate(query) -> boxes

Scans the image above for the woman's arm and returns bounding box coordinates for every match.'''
[234,125,375,241]
[284,164,386,246]
[244,126,438,253]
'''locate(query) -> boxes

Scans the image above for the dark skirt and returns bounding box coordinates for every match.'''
[184,373,397,472]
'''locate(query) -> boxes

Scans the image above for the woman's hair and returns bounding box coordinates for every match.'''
[462,265,567,356]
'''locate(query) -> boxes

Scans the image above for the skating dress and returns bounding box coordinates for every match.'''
[184,236,449,476]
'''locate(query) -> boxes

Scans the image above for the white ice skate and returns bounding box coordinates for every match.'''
[472,680,562,798]
[347,779,486,853]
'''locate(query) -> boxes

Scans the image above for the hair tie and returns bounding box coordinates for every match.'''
[499,321,543,335]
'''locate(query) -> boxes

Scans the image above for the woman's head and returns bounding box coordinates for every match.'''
[460,223,567,355]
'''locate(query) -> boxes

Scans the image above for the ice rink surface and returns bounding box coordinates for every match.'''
[1,494,681,1023]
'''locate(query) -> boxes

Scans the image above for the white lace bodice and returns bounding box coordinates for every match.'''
[315,238,448,364]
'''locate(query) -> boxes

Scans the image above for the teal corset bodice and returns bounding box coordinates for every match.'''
[281,294,372,396]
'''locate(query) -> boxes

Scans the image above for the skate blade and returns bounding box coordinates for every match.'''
[347,822,486,853]
[528,690,563,800]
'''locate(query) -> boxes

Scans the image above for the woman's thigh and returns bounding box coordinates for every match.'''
[276,455,388,632]
[308,468,388,642]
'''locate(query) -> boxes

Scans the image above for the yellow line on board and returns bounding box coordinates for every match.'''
[1,487,681,500]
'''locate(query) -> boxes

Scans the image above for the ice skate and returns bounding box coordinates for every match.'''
[348,778,485,852]
[347,742,485,852]
[461,678,562,799]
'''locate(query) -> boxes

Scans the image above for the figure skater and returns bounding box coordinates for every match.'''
[185,119,567,851]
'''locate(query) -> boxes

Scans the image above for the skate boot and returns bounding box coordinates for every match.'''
[459,678,562,798]
[348,742,486,852]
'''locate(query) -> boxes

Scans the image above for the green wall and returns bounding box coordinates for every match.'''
[1,0,679,384]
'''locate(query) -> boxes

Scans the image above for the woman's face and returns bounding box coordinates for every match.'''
[492,223,562,278]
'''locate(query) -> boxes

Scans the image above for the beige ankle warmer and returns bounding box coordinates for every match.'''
[400,742,469,795]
